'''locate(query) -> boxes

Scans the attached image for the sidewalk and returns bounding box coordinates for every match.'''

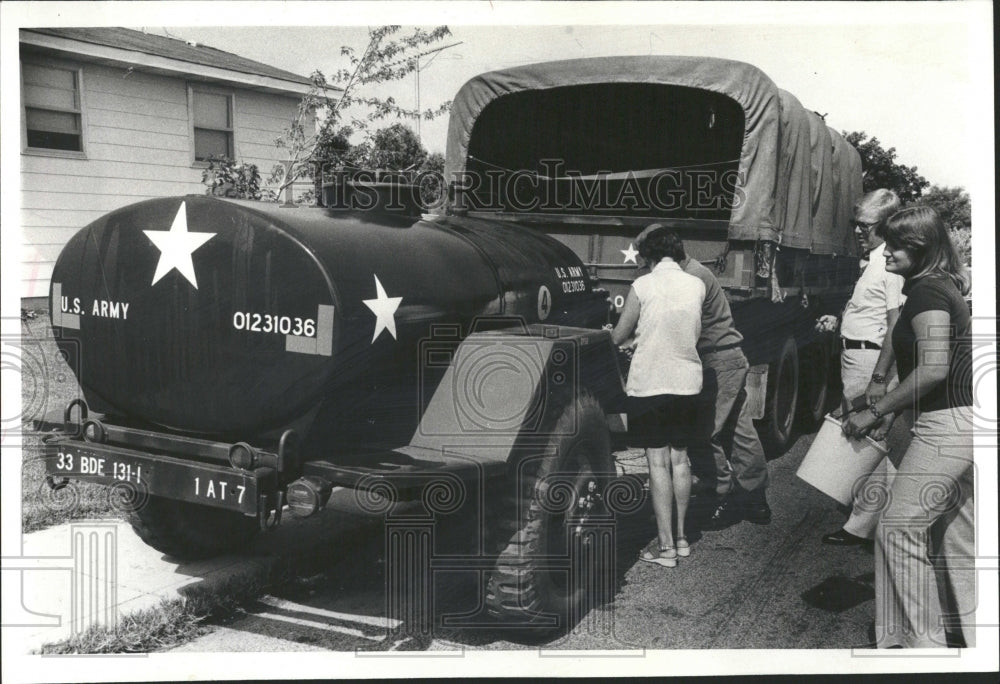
[2,519,269,653]
[2,502,373,654]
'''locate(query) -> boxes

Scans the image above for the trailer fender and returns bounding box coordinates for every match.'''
[408,324,626,463]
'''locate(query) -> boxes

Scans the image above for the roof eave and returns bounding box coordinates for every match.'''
[20,31,327,98]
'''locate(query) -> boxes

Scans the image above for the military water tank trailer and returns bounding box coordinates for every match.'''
[42,57,862,630]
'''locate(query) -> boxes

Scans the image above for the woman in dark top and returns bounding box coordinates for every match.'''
[845,206,974,648]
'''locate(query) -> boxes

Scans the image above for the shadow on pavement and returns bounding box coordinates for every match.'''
[800,573,875,613]
[196,487,689,651]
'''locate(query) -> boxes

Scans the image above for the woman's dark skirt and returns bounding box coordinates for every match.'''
[627,393,698,449]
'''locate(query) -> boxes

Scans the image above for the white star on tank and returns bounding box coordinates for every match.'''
[621,243,639,264]
[363,274,403,342]
[143,201,215,288]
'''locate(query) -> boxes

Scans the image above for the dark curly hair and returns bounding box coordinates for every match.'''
[637,224,685,264]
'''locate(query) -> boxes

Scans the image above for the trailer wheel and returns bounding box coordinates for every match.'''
[486,393,615,635]
[127,496,259,560]
[799,337,832,428]
[764,337,799,453]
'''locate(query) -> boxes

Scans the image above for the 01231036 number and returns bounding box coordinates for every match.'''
[233,311,316,337]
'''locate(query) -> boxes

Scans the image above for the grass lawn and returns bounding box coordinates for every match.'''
[19,313,120,532]
[37,571,278,654]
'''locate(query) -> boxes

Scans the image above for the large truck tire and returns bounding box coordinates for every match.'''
[798,336,832,428]
[486,393,615,635]
[127,495,259,560]
[764,337,799,454]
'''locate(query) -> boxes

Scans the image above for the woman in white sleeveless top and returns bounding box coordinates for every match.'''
[612,227,706,567]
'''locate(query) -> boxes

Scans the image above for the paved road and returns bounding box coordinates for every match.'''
[171,426,876,653]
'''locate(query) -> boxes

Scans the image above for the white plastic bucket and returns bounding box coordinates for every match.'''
[796,414,888,506]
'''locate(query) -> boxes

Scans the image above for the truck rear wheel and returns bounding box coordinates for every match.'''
[127,496,259,560]
[486,393,615,635]
[799,337,832,427]
[764,337,799,453]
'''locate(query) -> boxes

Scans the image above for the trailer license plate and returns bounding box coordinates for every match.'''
[45,445,259,514]
[52,450,143,483]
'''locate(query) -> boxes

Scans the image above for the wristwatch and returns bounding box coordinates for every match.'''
[871,373,886,384]
[869,403,884,419]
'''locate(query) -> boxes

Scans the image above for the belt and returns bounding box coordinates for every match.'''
[698,342,742,355]
[842,338,881,350]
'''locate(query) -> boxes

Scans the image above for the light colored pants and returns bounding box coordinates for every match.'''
[875,406,976,648]
[840,347,882,404]
[840,348,910,539]
[695,348,769,497]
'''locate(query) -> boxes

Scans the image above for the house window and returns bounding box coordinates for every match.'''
[22,62,83,152]
[191,89,234,161]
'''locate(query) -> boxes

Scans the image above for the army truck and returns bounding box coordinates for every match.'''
[443,56,863,449]
[43,56,861,632]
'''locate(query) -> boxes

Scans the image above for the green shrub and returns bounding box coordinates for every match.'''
[201,157,274,200]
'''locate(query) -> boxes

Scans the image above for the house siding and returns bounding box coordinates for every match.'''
[20,55,306,299]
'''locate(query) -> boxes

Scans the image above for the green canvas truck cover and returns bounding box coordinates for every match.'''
[828,129,864,257]
[445,55,860,256]
[806,110,837,254]
[776,89,813,251]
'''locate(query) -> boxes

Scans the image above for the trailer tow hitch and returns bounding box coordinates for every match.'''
[259,490,285,531]
[257,428,300,531]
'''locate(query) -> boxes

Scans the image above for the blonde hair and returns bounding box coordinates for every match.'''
[854,189,902,237]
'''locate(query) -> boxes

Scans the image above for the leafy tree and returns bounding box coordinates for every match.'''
[918,185,971,231]
[366,123,427,170]
[421,151,445,174]
[308,123,443,200]
[918,185,972,266]
[307,124,364,199]
[201,157,272,200]
[948,226,972,267]
[269,71,333,202]
[314,125,362,168]
[416,151,447,209]
[271,26,453,202]
[843,131,929,205]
